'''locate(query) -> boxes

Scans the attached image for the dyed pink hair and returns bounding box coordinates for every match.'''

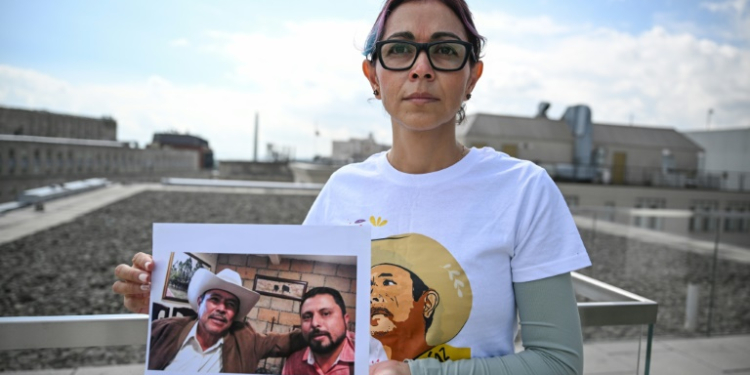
[364,0,486,63]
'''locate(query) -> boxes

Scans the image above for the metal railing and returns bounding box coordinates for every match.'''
[0,272,658,373]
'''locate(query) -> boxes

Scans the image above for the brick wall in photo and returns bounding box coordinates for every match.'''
[215,254,357,333]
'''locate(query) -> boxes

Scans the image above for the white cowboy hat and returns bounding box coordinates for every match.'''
[187,268,260,321]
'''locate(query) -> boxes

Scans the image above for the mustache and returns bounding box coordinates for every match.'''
[310,328,331,338]
[370,306,392,318]
[208,313,228,323]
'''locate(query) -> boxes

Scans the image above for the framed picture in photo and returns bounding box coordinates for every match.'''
[253,275,308,301]
[162,252,211,303]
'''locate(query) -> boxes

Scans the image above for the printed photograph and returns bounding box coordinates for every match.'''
[146,224,370,375]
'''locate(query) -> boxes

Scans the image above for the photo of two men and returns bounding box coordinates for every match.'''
[147,251,364,375]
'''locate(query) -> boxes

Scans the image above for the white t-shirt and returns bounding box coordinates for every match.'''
[304,147,591,360]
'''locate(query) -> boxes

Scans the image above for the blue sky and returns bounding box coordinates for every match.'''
[1,0,748,160]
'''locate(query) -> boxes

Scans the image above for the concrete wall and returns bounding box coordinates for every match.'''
[684,129,750,173]
[0,106,117,141]
[684,129,750,191]
[218,161,293,182]
[0,139,199,201]
[460,135,574,164]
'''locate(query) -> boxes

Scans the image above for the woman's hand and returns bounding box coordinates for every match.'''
[370,360,411,375]
[112,252,154,313]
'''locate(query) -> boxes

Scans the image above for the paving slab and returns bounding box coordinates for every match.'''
[3,335,750,374]
[574,216,750,263]
[73,364,144,375]
[583,343,635,374]
[0,182,319,247]
[0,184,154,246]
[1,369,74,375]
[660,336,750,372]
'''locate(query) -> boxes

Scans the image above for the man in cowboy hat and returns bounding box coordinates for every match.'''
[148,268,305,373]
[370,234,473,362]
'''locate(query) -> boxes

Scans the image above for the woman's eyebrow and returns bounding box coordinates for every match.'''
[383,31,463,41]
[385,31,415,40]
[431,31,462,40]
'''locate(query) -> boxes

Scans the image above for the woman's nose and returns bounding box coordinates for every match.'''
[410,50,434,80]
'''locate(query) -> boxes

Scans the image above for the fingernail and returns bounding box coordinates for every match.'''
[138,273,148,283]
[145,262,152,269]
[140,284,151,291]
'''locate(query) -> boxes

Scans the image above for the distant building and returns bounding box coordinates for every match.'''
[683,127,750,191]
[289,134,390,184]
[332,133,389,162]
[458,105,704,188]
[0,105,202,202]
[0,106,116,141]
[149,133,214,169]
[457,104,748,244]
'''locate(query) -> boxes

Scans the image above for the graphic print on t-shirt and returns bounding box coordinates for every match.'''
[371,234,472,362]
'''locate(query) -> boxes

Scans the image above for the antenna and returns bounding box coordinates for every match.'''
[254,112,259,162]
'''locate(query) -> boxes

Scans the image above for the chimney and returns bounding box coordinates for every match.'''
[535,102,551,118]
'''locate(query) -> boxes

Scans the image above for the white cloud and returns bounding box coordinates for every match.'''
[474,12,573,37]
[1,12,748,161]
[701,0,750,42]
[470,13,750,131]
[701,0,746,13]
[170,38,190,47]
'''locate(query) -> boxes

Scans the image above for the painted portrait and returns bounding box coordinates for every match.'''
[370,234,473,362]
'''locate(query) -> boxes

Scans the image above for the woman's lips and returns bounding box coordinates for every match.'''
[404,93,438,104]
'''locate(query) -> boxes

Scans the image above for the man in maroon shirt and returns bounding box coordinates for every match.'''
[282,287,355,375]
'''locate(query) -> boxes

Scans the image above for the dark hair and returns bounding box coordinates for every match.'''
[301,286,347,316]
[404,267,435,332]
[363,0,485,125]
[364,0,485,63]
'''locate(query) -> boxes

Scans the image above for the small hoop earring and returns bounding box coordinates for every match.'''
[466,93,472,100]
[373,89,379,96]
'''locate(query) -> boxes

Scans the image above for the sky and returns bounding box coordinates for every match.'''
[1,0,748,160]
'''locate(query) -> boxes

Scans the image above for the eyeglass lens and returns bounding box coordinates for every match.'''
[379,41,468,71]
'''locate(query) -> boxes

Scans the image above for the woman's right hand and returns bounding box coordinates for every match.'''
[112,252,154,313]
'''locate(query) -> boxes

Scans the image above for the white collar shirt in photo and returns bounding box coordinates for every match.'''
[164,322,224,373]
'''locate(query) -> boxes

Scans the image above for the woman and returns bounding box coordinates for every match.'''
[114,1,591,374]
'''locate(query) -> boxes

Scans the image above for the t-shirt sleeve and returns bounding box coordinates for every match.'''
[510,169,591,283]
[303,179,334,225]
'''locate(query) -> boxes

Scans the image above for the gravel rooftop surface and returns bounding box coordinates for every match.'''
[1,190,748,370]
[0,191,315,371]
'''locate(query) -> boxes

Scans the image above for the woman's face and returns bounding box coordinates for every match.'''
[364,0,483,133]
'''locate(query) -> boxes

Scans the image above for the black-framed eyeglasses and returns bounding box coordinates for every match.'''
[373,40,475,72]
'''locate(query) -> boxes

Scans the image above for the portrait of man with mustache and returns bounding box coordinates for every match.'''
[148,268,306,373]
[370,234,473,362]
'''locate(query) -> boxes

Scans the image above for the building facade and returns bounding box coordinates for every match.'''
[684,128,750,191]
[332,133,390,162]
[0,106,202,202]
[0,106,116,141]
[458,108,704,188]
[149,133,215,169]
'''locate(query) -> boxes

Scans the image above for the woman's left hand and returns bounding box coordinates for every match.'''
[370,360,411,375]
